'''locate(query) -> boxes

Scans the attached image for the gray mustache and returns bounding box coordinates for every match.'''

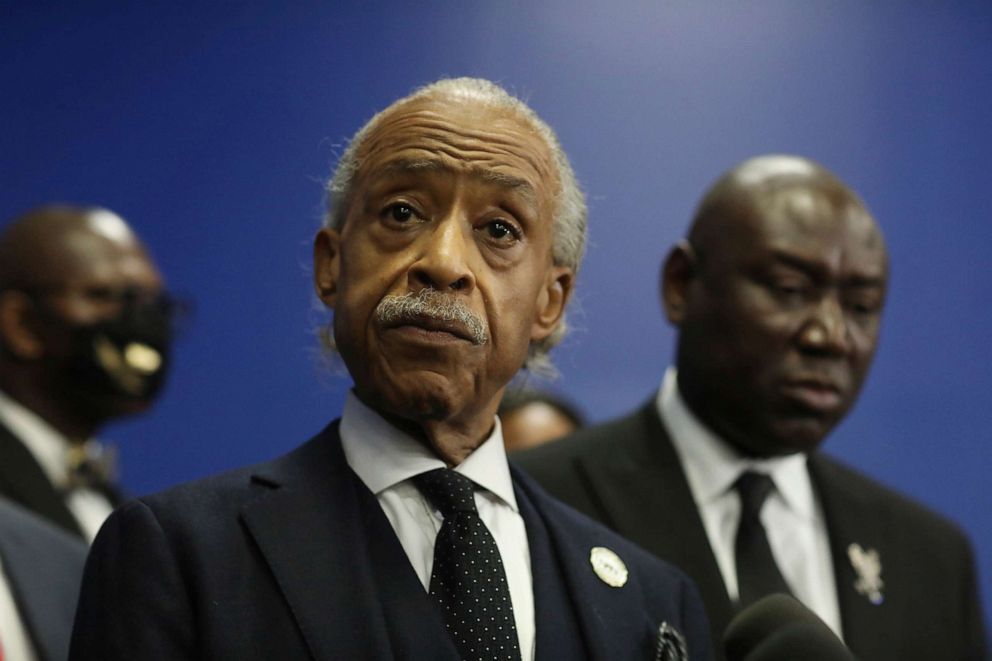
[375,290,489,346]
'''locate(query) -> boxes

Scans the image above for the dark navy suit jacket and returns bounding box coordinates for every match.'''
[0,498,87,661]
[514,401,988,661]
[70,421,713,660]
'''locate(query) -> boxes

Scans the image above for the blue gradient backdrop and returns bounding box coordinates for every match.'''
[3,1,989,631]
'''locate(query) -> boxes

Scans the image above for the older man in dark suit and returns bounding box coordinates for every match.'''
[70,78,711,660]
[516,155,987,660]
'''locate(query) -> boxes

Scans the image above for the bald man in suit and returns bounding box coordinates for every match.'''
[516,155,986,660]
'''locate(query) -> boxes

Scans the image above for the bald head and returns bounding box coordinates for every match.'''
[0,205,156,293]
[662,155,889,457]
[687,155,886,271]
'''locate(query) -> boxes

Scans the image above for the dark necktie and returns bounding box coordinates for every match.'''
[734,470,793,607]
[413,468,521,661]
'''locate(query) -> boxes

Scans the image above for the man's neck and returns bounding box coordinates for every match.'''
[0,379,97,442]
[353,390,498,466]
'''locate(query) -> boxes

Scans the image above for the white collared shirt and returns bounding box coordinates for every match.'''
[657,368,842,638]
[340,392,535,660]
[0,391,114,543]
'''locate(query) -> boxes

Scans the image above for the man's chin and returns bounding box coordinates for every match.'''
[360,370,471,422]
[767,417,833,455]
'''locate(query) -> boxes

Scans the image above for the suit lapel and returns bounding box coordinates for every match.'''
[515,480,589,660]
[808,455,893,658]
[574,403,736,640]
[515,473,626,659]
[0,423,82,538]
[357,476,460,660]
[0,513,78,661]
[240,424,457,661]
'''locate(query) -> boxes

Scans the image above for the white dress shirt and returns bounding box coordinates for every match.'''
[0,391,114,543]
[657,368,843,638]
[340,392,536,660]
[0,554,39,661]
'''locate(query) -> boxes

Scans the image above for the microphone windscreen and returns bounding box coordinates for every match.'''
[724,594,854,661]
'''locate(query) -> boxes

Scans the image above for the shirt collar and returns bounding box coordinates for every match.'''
[0,389,75,488]
[656,368,816,520]
[339,391,519,512]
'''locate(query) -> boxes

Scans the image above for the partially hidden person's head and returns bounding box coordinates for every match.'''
[313,78,587,463]
[0,205,177,438]
[662,155,888,458]
[499,388,585,453]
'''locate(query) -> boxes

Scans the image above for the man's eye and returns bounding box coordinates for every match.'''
[847,298,881,315]
[485,220,519,242]
[772,282,807,298]
[387,204,416,223]
[82,286,120,302]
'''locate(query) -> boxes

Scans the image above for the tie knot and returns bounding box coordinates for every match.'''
[412,468,478,517]
[65,442,115,492]
[735,471,776,518]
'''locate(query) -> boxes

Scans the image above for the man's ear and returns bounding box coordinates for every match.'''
[313,228,342,308]
[661,240,697,325]
[531,266,574,342]
[0,291,45,359]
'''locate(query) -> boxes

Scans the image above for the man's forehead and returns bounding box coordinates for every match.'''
[753,187,882,245]
[365,157,540,203]
[354,97,556,194]
[748,195,888,276]
[56,228,154,282]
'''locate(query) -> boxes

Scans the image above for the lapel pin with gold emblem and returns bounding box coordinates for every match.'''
[590,546,628,588]
[847,543,884,605]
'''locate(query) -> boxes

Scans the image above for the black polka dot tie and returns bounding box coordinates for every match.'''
[412,468,521,661]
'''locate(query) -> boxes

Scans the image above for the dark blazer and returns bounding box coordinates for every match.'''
[70,421,714,660]
[514,401,988,661]
[0,498,87,661]
[0,421,124,539]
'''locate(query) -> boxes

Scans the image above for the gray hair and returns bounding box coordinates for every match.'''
[322,78,587,375]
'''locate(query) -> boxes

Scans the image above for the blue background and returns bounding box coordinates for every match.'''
[3,1,990,631]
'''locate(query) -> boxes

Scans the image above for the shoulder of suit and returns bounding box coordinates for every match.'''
[511,402,655,473]
[811,452,973,544]
[133,421,343,525]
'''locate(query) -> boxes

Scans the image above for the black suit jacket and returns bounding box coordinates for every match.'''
[0,498,87,661]
[514,401,988,661]
[70,421,714,660]
[0,421,124,539]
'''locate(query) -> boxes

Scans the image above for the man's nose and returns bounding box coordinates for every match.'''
[797,294,850,355]
[408,216,476,293]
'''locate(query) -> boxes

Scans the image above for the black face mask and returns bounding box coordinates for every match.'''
[44,292,175,404]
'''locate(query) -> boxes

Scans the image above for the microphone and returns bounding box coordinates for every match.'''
[724,594,855,660]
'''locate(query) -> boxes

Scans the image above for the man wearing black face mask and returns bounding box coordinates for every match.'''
[0,204,175,541]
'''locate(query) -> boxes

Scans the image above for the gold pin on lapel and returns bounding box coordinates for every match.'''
[847,543,884,605]
[590,546,628,587]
